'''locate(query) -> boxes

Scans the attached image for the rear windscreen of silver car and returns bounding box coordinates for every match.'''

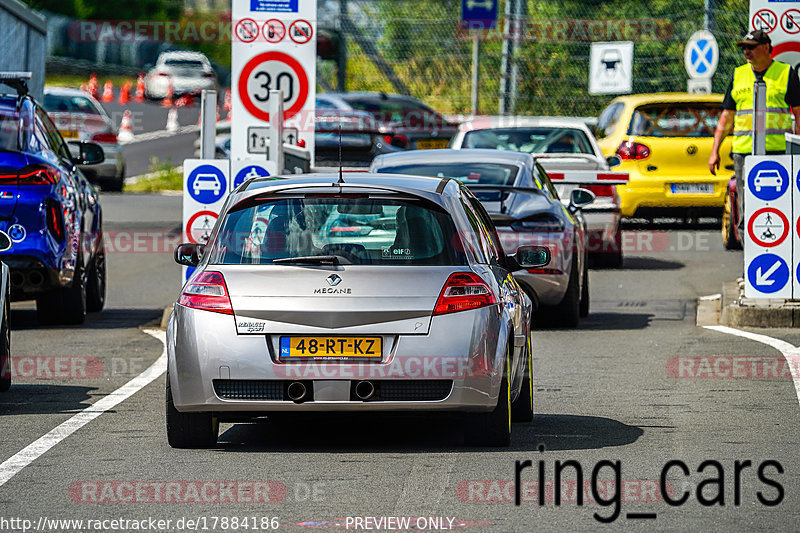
[206,196,469,266]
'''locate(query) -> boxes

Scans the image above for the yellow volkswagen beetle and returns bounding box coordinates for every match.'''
[594,93,734,219]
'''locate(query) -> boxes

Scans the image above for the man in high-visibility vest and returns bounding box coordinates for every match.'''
[709,29,800,232]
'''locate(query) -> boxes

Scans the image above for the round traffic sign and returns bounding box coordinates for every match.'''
[235,18,259,43]
[781,9,800,34]
[238,51,309,121]
[747,253,790,294]
[753,9,778,33]
[748,207,789,247]
[263,19,286,43]
[288,19,313,45]
[684,30,718,79]
[234,165,271,189]
[747,160,789,201]
[772,41,800,70]
[186,210,219,244]
[187,165,227,204]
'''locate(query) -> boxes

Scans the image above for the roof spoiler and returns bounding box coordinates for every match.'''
[0,72,32,96]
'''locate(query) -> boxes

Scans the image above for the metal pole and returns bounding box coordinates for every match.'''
[499,0,516,114]
[199,89,217,159]
[753,81,767,156]
[471,30,480,115]
[338,0,347,91]
[704,0,716,33]
[269,90,284,172]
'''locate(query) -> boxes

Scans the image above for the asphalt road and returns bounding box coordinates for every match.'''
[1,200,799,531]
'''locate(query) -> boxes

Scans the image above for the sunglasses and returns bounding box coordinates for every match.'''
[740,44,762,51]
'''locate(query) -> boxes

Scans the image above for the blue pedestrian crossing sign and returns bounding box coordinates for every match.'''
[234,165,271,190]
[684,30,718,79]
[748,254,790,294]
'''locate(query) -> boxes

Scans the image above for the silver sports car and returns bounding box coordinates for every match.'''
[168,174,551,448]
[370,149,595,328]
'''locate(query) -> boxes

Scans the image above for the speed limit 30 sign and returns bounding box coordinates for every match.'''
[231,0,317,163]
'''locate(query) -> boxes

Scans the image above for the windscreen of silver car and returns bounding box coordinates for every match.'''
[510,213,565,232]
[42,95,102,115]
[463,127,593,154]
[206,197,468,266]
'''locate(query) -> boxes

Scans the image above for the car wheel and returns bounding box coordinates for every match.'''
[166,372,218,449]
[86,245,106,312]
[465,347,511,447]
[511,335,533,423]
[722,190,742,251]
[579,258,590,318]
[0,296,11,392]
[104,171,124,192]
[552,254,580,328]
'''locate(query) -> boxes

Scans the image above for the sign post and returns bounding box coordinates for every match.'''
[461,0,498,115]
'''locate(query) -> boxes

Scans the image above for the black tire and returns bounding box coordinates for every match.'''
[511,335,533,423]
[579,259,590,318]
[722,190,742,250]
[465,348,512,447]
[166,372,218,449]
[552,254,580,328]
[104,171,124,192]
[86,246,106,313]
[0,296,10,392]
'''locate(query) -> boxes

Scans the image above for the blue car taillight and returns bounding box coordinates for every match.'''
[18,164,58,186]
[45,199,65,242]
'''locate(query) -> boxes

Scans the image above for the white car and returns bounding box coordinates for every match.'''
[450,116,625,267]
[754,170,782,192]
[193,174,221,195]
[144,51,218,99]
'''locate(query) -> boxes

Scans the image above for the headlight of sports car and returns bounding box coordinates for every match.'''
[511,214,565,232]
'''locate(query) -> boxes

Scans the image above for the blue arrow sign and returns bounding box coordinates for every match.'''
[748,254,790,294]
[461,0,497,29]
[748,160,789,202]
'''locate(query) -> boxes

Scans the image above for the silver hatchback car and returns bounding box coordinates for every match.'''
[167,174,550,448]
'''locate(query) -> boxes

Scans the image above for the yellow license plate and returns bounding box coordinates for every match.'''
[59,130,79,139]
[280,336,382,359]
[416,138,449,150]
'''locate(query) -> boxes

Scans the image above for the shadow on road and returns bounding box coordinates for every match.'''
[0,384,97,416]
[212,413,642,452]
[10,308,163,330]
[621,218,720,231]
[619,257,684,270]
[534,312,653,331]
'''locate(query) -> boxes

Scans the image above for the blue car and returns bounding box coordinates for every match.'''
[0,73,105,325]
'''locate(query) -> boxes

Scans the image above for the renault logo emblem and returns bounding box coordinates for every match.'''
[327,274,342,286]
[687,145,698,155]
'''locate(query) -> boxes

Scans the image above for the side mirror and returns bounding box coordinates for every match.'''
[514,245,551,269]
[568,188,595,212]
[68,141,105,165]
[175,243,205,267]
[606,155,621,168]
[0,231,12,252]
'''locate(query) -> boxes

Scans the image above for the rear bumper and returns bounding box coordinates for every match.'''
[617,176,728,218]
[1,255,65,299]
[168,304,509,414]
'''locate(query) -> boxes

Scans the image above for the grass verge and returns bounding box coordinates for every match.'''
[125,159,182,192]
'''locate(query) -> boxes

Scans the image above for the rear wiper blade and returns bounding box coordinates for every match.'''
[272,255,340,265]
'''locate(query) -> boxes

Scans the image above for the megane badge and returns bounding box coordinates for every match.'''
[327,274,342,286]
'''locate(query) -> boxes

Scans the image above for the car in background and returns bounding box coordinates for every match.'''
[168,173,548,448]
[43,87,126,191]
[316,92,459,150]
[450,116,625,267]
[144,51,217,99]
[593,93,733,219]
[371,149,594,327]
[0,73,106,325]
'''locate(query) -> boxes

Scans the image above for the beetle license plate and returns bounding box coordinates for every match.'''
[280,336,382,359]
[416,138,449,150]
[670,183,714,194]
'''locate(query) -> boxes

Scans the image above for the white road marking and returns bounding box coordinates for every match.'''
[705,325,800,406]
[0,329,167,489]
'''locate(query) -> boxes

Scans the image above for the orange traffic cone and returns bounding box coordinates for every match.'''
[118,82,131,105]
[102,81,114,103]
[135,73,145,102]
[161,82,174,108]
[118,109,134,142]
[88,73,99,100]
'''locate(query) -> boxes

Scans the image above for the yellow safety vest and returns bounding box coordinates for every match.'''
[732,61,793,153]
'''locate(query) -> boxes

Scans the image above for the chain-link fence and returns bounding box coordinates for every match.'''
[317,0,751,116]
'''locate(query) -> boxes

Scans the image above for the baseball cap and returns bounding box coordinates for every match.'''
[737,30,771,47]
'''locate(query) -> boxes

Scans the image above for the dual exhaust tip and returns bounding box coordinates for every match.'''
[10,270,44,288]
[286,380,377,402]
